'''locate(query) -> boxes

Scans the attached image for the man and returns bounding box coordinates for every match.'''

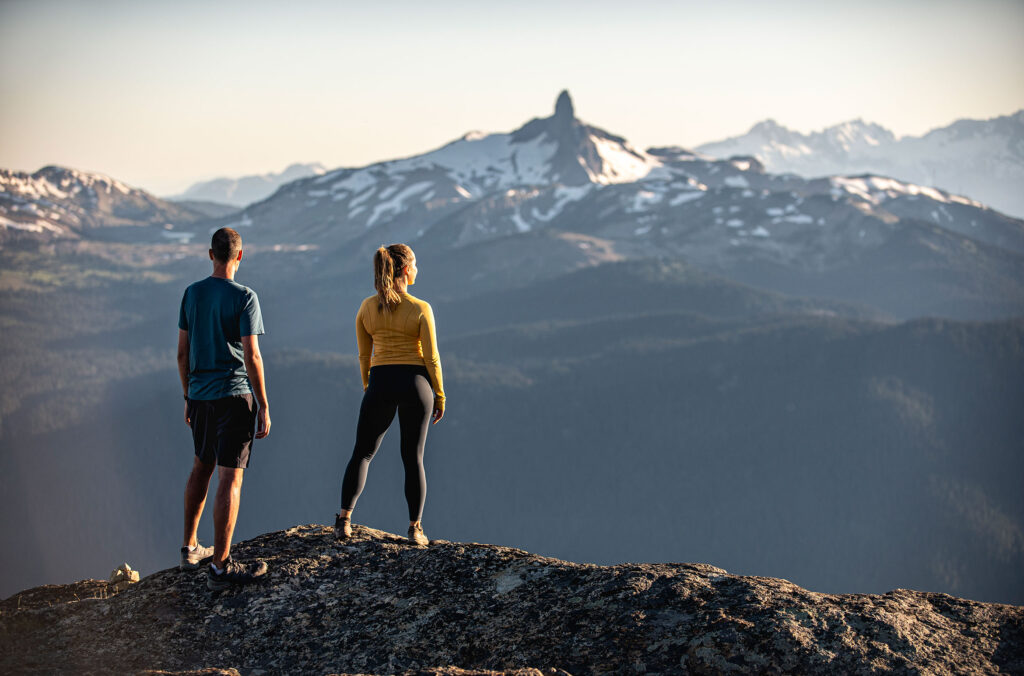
[177,227,271,590]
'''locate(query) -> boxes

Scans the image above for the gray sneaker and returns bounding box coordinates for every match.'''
[408,524,429,546]
[334,513,352,540]
[180,543,214,570]
[207,558,268,591]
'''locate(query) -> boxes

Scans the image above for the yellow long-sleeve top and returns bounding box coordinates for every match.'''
[355,292,445,409]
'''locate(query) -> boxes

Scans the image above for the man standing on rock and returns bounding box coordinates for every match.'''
[177,227,271,590]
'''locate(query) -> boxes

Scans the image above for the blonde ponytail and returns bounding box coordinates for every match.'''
[374,243,413,312]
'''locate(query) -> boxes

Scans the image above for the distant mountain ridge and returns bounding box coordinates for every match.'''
[696,110,1024,218]
[167,161,327,207]
[0,165,207,242]
[3,93,1023,319]
[216,92,1020,262]
[206,90,1024,319]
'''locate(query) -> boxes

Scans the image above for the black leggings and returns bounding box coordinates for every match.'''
[340,364,433,522]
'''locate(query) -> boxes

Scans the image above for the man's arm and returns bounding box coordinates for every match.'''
[241,334,270,439]
[177,329,190,425]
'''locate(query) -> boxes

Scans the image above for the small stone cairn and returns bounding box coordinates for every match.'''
[108,563,140,593]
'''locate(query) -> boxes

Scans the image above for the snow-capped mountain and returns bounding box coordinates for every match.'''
[218,91,1022,262]
[696,111,1024,218]
[0,166,207,242]
[4,93,1022,318]
[361,89,662,191]
[169,162,328,208]
[205,91,1023,318]
[701,118,896,167]
[223,90,668,245]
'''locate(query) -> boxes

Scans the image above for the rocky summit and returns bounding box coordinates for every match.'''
[1,525,1021,675]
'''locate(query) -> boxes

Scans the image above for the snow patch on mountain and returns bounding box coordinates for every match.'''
[0,213,64,234]
[404,131,559,193]
[531,184,592,222]
[831,176,983,208]
[667,189,706,207]
[367,181,434,227]
[589,135,662,184]
[511,210,531,233]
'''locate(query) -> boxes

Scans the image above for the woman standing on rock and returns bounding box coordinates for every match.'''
[335,243,445,546]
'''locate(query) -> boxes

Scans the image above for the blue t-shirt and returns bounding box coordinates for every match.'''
[178,276,265,400]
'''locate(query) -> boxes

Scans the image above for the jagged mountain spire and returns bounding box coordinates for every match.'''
[554,90,575,121]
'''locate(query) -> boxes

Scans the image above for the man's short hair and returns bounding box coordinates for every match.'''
[211,227,242,263]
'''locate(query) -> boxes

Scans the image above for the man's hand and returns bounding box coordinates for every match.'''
[184,400,191,426]
[256,407,271,439]
[432,406,444,425]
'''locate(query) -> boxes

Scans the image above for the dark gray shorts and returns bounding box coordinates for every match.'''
[187,393,257,469]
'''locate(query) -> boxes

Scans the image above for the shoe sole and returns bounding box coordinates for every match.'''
[179,553,213,571]
[207,576,264,591]
[207,562,269,590]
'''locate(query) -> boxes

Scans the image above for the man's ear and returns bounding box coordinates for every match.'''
[209,249,215,261]
[236,249,243,262]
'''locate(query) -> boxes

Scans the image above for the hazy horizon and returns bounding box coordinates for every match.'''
[1,0,1023,196]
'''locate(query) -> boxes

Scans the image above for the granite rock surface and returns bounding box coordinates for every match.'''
[2,524,1021,674]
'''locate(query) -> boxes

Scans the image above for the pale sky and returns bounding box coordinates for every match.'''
[1,0,1022,196]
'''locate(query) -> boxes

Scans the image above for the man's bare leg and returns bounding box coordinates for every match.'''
[212,466,244,568]
[183,456,216,548]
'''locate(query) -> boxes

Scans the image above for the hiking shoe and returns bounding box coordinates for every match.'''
[334,513,352,540]
[206,558,268,591]
[179,543,214,570]
[408,524,429,546]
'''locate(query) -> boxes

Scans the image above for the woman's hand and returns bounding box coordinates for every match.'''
[432,406,444,425]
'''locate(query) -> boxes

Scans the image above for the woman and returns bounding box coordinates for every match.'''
[335,243,445,545]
